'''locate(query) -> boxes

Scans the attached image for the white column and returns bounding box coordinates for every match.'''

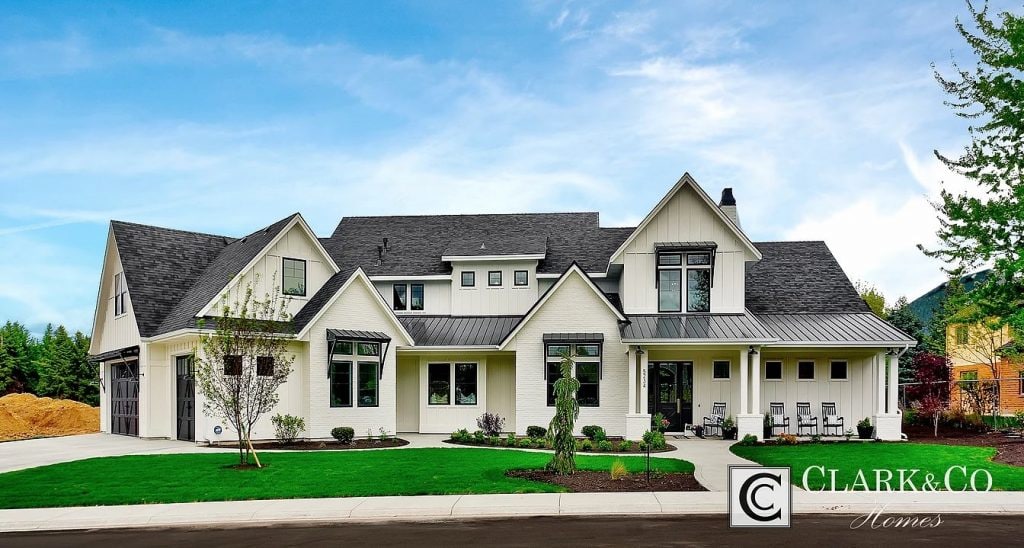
[887,352,899,414]
[876,352,886,415]
[639,348,649,415]
[751,347,761,416]
[738,348,748,415]
[627,346,637,414]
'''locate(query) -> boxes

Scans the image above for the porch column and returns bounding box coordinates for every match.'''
[738,348,749,415]
[627,347,637,414]
[750,347,761,416]
[876,352,886,415]
[638,348,649,415]
[625,346,650,440]
[887,352,899,414]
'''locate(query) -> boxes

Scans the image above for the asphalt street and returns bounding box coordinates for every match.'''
[1,515,1019,547]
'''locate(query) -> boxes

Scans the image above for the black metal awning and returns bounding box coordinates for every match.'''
[88,345,140,363]
[654,241,718,252]
[542,333,605,343]
[326,329,392,379]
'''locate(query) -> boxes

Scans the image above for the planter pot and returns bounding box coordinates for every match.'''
[723,427,737,440]
[763,427,772,439]
[857,426,873,440]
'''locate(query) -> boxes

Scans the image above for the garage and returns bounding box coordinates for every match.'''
[110,361,140,437]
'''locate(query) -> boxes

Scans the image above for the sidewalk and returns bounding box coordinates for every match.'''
[2,491,1023,533]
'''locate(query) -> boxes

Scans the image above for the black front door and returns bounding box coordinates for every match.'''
[176,355,195,442]
[649,361,693,431]
[111,361,139,436]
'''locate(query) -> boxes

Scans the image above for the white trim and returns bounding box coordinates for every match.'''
[442,253,546,262]
[497,264,626,350]
[608,173,762,265]
[763,359,784,381]
[828,359,850,381]
[396,345,500,352]
[536,272,607,279]
[711,359,731,381]
[196,214,340,318]
[770,341,917,348]
[796,358,816,381]
[369,274,451,282]
[293,267,415,346]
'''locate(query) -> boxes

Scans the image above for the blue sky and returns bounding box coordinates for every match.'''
[0,1,1003,336]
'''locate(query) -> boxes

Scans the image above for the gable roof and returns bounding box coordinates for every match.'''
[498,262,626,349]
[908,269,991,330]
[110,220,231,338]
[608,173,762,264]
[293,267,414,345]
[744,241,869,314]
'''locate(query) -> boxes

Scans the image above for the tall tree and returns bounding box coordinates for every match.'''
[546,352,580,476]
[886,297,926,383]
[855,281,887,319]
[924,1,1024,338]
[0,322,36,394]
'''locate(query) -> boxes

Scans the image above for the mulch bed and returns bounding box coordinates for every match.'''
[507,470,705,492]
[212,439,409,451]
[903,424,1024,467]
[444,439,677,454]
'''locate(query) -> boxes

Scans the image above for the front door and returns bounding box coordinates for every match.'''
[649,361,693,431]
[175,355,195,442]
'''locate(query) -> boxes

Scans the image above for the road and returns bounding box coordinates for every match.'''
[2,515,1018,547]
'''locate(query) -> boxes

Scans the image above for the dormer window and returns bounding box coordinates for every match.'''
[282,258,306,297]
[656,246,714,313]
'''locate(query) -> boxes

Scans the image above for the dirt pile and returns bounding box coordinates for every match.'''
[0,393,99,441]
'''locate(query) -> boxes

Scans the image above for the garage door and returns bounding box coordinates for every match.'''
[111,361,139,436]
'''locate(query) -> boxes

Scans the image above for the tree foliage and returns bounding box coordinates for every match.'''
[855,281,887,319]
[907,353,952,437]
[546,352,580,476]
[0,321,96,405]
[195,281,294,467]
[886,297,926,383]
[924,1,1024,337]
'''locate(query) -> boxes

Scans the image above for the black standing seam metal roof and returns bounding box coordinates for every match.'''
[620,314,777,341]
[326,329,391,342]
[754,313,916,344]
[397,316,522,346]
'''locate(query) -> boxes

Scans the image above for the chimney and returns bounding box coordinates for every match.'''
[719,188,740,228]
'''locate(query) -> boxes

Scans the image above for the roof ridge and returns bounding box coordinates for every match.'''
[111,219,233,241]
[339,211,600,220]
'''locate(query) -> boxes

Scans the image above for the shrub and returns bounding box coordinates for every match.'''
[610,459,628,480]
[518,437,534,448]
[271,414,305,445]
[581,425,606,441]
[777,433,798,445]
[530,437,544,448]
[473,430,486,444]
[331,426,355,445]
[477,412,506,436]
[642,430,667,450]
[637,440,648,451]
[857,417,872,429]
[651,412,669,432]
[618,440,635,452]
[596,439,614,452]
[450,428,471,442]
[506,432,517,446]
[579,439,593,451]
[738,434,758,446]
[526,425,547,438]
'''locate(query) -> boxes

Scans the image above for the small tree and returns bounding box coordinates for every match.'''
[196,280,294,467]
[907,352,951,436]
[546,352,580,476]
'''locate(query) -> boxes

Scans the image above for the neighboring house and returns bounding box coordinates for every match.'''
[947,321,1021,415]
[88,174,915,443]
[907,269,990,333]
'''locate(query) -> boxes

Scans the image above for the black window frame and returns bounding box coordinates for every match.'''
[428,363,451,405]
[488,271,502,287]
[454,363,478,406]
[282,257,307,297]
[829,360,848,380]
[686,267,711,313]
[576,361,600,407]
[256,356,275,377]
[410,283,424,310]
[113,272,127,316]
[224,355,242,376]
[764,360,783,380]
[545,343,601,407]
[392,283,408,311]
[712,360,730,380]
[657,269,683,313]
[329,360,353,407]
[357,361,379,407]
[513,270,529,286]
[797,361,815,380]
[461,271,476,287]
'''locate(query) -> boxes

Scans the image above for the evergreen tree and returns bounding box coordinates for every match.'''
[0,322,37,393]
[886,297,926,383]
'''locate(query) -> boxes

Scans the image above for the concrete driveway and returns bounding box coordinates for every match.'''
[0,434,206,474]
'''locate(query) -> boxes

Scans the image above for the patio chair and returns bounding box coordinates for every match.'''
[821,402,845,436]
[703,402,726,437]
[769,402,790,436]
[796,402,818,436]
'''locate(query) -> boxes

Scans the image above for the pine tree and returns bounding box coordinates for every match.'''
[0,322,36,393]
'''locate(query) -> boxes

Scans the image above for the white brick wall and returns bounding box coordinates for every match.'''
[505,272,629,437]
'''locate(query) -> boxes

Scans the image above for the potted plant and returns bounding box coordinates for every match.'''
[722,416,737,440]
[763,412,773,439]
[857,417,873,439]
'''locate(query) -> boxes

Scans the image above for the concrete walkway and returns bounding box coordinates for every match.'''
[0,433,210,473]
[3,491,1024,533]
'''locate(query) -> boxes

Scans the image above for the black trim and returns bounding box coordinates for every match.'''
[89,345,140,363]
[488,271,502,286]
[392,283,408,311]
[542,333,604,343]
[461,271,476,287]
[514,270,529,286]
[410,283,424,311]
[282,257,308,297]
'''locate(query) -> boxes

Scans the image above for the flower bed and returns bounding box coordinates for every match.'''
[446,429,674,454]
[211,438,409,451]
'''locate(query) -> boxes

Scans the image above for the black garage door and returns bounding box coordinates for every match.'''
[176,356,195,442]
[111,361,139,436]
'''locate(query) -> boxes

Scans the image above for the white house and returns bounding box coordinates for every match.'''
[89,173,915,443]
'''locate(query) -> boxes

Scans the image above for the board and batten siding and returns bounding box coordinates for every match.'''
[504,272,628,436]
[614,184,753,314]
[211,223,334,318]
[93,234,141,354]
[486,354,516,432]
[305,278,407,439]
[373,280,452,315]
[451,260,539,316]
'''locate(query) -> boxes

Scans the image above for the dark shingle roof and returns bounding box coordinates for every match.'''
[111,221,231,338]
[745,241,869,314]
[326,213,632,276]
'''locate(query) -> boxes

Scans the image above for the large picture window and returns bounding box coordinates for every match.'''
[545,343,601,407]
[329,339,380,408]
[454,363,477,405]
[428,363,450,405]
[657,251,712,312]
[282,258,307,296]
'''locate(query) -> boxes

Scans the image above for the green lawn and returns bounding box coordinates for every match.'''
[732,442,1024,491]
[0,447,694,509]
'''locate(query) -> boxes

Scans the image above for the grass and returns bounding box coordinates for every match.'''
[0,447,694,509]
[732,442,1024,491]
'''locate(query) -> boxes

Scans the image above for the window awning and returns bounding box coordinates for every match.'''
[654,241,718,252]
[88,345,140,363]
[542,333,605,343]
[326,329,392,379]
